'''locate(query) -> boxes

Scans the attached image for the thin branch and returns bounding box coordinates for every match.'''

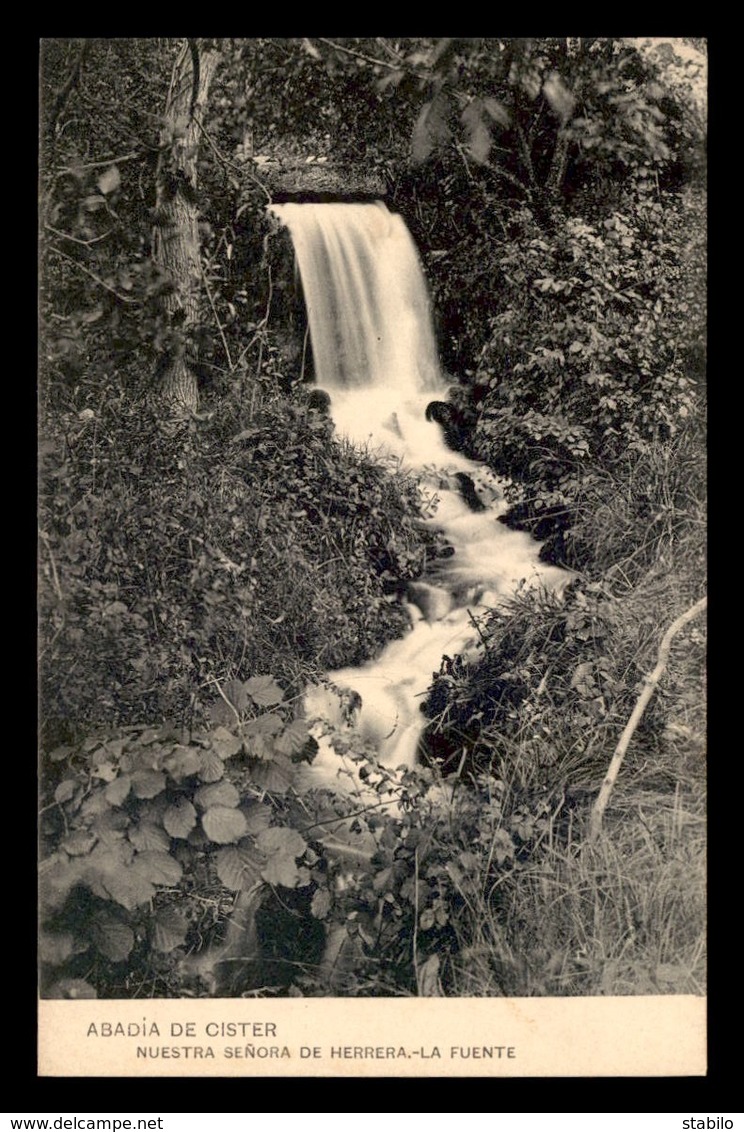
[45,223,113,248]
[47,245,137,304]
[59,151,140,172]
[588,595,707,844]
[317,37,404,72]
[200,261,234,371]
[39,531,63,602]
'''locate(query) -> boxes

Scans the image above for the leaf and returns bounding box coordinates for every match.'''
[249,752,295,794]
[131,850,183,887]
[194,781,240,810]
[483,97,511,128]
[261,854,304,888]
[210,728,243,759]
[223,679,249,713]
[543,72,576,123]
[97,165,121,195]
[39,853,82,911]
[92,808,129,845]
[62,831,97,857]
[98,863,155,911]
[274,720,311,757]
[216,843,265,891]
[131,770,167,799]
[462,99,492,165]
[257,826,307,859]
[91,759,118,782]
[244,675,285,707]
[202,806,249,845]
[48,744,75,763]
[198,750,225,783]
[162,745,202,781]
[54,779,78,804]
[152,908,189,953]
[163,798,198,839]
[311,888,332,920]
[91,915,135,962]
[244,712,284,737]
[411,91,453,163]
[104,775,131,806]
[128,822,171,853]
[241,801,273,835]
[39,931,76,966]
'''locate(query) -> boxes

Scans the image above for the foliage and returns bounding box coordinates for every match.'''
[420,186,705,567]
[39,682,318,998]
[39,379,432,739]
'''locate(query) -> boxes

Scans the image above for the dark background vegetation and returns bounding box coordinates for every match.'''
[38,37,706,1001]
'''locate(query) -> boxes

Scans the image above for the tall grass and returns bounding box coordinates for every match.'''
[421,420,707,996]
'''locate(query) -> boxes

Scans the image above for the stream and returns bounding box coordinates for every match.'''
[270,200,569,789]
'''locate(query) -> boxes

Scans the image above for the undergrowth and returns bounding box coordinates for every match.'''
[39,376,433,742]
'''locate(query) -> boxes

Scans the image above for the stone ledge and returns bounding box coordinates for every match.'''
[251,156,386,199]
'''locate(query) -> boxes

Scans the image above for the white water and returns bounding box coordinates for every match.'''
[270,201,569,789]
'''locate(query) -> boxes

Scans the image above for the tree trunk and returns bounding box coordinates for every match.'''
[154,39,220,413]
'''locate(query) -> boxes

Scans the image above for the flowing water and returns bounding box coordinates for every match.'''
[270,201,568,789]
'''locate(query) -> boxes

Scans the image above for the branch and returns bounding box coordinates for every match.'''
[317,37,404,72]
[45,223,112,248]
[47,245,137,304]
[588,595,707,844]
[200,261,234,371]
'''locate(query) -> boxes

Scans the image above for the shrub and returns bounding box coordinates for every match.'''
[38,380,432,741]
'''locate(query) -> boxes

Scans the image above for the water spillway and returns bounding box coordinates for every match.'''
[270,201,568,787]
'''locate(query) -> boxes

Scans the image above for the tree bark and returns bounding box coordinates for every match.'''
[154,39,220,413]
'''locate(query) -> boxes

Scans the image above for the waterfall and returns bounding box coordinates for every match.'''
[270,200,568,788]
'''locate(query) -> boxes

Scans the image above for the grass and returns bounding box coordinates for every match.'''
[418,418,707,997]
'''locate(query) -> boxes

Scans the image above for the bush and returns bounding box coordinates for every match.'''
[38,379,432,741]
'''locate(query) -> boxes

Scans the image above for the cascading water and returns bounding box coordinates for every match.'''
[270,200,568,788]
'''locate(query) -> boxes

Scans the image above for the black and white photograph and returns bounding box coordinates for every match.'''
[37,37,707,1076]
